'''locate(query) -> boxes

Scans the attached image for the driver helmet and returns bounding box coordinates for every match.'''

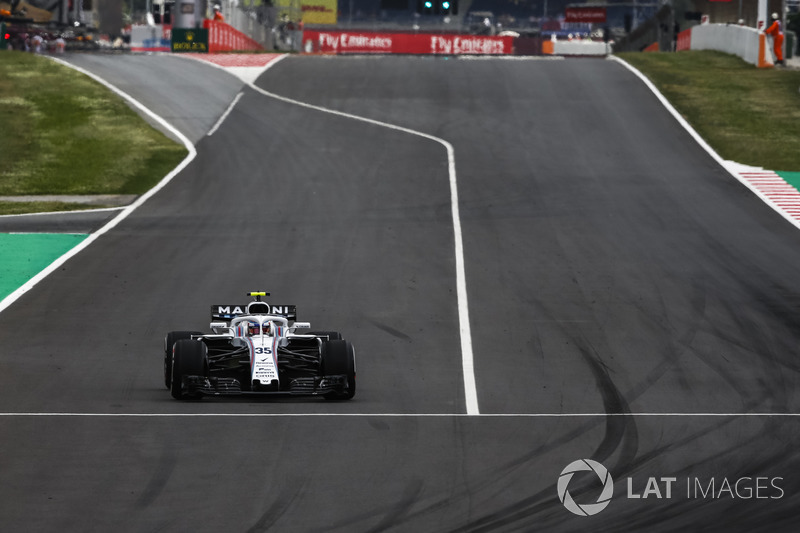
[247,321,271,336]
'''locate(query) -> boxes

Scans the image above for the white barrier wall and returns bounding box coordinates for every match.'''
[552,40,610,56]
[690,24,765,66]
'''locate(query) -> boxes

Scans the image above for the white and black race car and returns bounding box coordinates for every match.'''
[164,292,356,401]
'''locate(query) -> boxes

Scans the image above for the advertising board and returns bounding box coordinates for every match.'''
[564,7,607,23]
[302,30,514,55]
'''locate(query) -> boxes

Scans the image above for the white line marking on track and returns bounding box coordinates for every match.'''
[0,59,197,315]
[207,91,244,136]
[249,77,483,415]
[183,54,480,415]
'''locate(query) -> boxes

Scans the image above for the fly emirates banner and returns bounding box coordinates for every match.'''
[303,30,514,55]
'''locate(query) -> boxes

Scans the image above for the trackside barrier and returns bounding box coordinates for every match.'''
[540,36,609,56]
[203,19,264,53]
[553,40,608,55]
[757,32,773,68]
[301,30,513,55]
[685,24,772,68]
[131,24,171,52]
[514,35,544,55]
[676,28,691,51]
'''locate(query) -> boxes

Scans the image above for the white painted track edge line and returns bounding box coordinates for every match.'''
[0,206,125,219]
[0,58,197,315]
[609,55,800,232]
[207,91,244,136]
[244,67,480,416]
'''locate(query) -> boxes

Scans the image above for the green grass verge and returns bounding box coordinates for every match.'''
[0,50,187,214]
[0,201,115,215]
[616,51,800,172]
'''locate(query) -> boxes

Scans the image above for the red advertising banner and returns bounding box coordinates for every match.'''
[564,7,607,24]
[203,20,264,53]
[302,30,514,55]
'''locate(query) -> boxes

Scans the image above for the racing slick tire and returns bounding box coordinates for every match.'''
[164,331,202,389]
[321,339,356,400]
[170,339,208,400]
[308,331,343,341]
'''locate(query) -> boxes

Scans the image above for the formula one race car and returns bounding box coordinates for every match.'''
[163,292,356,401]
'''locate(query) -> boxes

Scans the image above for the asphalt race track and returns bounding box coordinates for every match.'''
[1,54,800,531]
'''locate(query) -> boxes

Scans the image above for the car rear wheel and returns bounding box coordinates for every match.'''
[164,331,202,389]
[171,339,208,400]
[322,339,356,400]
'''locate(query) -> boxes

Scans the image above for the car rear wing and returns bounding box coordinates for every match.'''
[211,304,297,321]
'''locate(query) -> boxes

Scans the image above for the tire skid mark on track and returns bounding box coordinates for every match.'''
[135,447,178,509]
[376,313,638,531]
[443,417,762,532]
[576,340,637,465]
[414,409,775,531]
[618,276,706,404]
[530,297,639,472]
[363,479,425,533]
[245,477,309,533]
